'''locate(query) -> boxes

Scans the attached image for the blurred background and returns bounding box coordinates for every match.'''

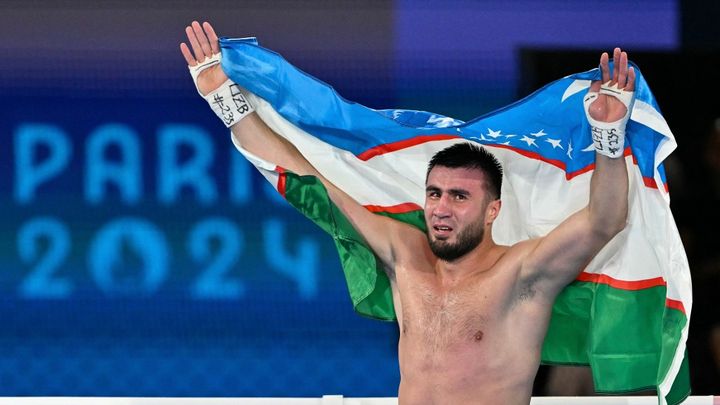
[0,0,718,398]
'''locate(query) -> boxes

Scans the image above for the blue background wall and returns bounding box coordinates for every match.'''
[0,0,680,396]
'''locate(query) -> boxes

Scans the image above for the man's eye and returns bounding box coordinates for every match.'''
[455,194,466,201]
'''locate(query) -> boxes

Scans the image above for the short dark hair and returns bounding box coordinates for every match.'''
[426,142,503,200]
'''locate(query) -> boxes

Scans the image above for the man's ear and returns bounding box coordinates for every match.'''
[485,199,502,224]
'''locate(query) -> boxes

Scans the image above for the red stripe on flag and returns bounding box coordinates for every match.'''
[665,298,686,314]
[357,139,664,191]
[566,164,594,180]
[364,202,423,214]
[490,143,568,171]
[485,144,666,192]
[643,176,658,189]
[577,272,685,314]
[640,177,669,192]
[576,272,667,290]
[357,134,460,161]
[565,147,633,179]
[641,174,671,192]
[275,166,287,198]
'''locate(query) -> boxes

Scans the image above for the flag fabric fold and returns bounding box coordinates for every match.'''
[219,37,692,404]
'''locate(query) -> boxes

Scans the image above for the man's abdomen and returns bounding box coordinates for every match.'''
[397,335,537,405]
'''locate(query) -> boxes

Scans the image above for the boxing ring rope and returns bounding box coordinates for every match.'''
[0,397,716,405]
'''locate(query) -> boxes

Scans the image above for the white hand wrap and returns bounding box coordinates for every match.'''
[188,53,255,128]
[203,79,255,128]
[583,81,634,158]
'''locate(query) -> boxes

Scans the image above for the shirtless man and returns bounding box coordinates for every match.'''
[180,21,634,405]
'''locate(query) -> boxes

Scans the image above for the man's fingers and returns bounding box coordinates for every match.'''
[600,52,610,84]
[185,24,206,62]
[617,51,628,88]
[626,66,636,92]
[192,21,214,58]
[180,43,197,66]
[181,21,220,67]
[203,22,220,54]
[611,47,621,84]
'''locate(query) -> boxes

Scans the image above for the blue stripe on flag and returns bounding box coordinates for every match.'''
[219,38,669,186]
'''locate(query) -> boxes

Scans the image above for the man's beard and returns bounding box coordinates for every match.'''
[428,218,485,262]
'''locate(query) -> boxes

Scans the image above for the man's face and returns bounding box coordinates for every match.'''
[424,166,492,261]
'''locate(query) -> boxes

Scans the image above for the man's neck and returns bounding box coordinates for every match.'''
[435,237,499,285]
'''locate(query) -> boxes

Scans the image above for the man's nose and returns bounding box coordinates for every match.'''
[432,195,451,218]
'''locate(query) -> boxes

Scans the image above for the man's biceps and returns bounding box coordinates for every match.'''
[527,233,581,268]
[544,237,601,274]
[350,208,396,243]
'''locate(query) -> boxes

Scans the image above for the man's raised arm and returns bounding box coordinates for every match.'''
[519,48,634,299]
[180,21,412,270]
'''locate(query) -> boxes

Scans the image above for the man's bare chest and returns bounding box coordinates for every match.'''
[397,275,509,352]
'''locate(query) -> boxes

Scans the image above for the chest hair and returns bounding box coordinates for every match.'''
[407,285,490,352]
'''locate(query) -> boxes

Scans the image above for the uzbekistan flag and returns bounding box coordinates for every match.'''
[219,37,691,405]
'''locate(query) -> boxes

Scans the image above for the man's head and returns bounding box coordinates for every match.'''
[426,142,503,199]
[424,143,503,261]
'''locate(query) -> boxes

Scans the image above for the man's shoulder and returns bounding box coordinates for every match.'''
[499,238,542,262]
[390,222,429,250]
[490,238,545,284]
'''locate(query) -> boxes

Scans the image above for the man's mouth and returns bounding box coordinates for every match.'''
[432,225,454,236]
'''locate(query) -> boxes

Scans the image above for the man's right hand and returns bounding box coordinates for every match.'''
[180,21,228,96]
[586,47,635,124]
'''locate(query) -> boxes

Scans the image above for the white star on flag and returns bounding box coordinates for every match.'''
[581,143,595,153]
[519,135,537,147]
[505,134,517,138]
[531,129,547,137]
[567,142,574,159]
[486,128,503,138]
[546,138,563,149]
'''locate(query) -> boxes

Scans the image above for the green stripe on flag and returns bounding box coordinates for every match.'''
[373,210,427,233]
[283,172,399,320]
[665,352,691,405]
[543,281,689,401]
